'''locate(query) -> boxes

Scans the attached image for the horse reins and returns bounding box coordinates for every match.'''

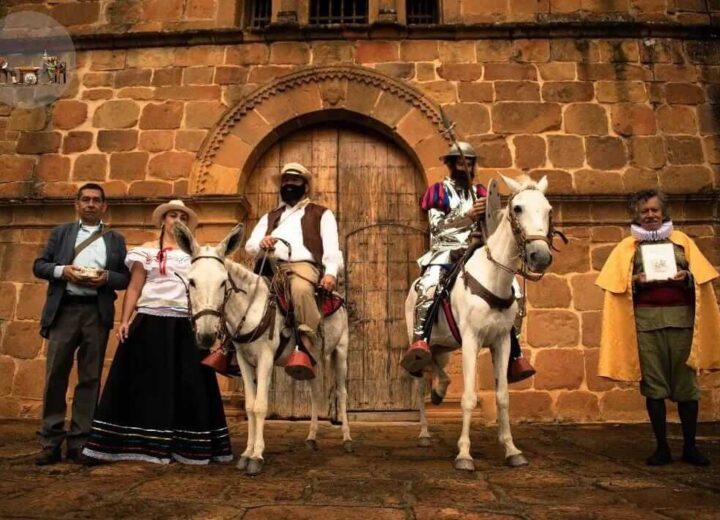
[483,189,567,282]
[176,254,250,344]
[183,236,294,352]
[464,187,567,316]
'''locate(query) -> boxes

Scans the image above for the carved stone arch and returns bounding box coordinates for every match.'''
[189,65,451,195]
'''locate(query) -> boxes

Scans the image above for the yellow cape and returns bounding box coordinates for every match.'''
[596,230,720,381]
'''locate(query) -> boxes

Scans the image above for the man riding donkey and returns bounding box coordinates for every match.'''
[401,141,536,383]
[245,162,343,381]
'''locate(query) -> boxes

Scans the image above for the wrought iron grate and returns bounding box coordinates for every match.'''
[406,0,439,25]
[249,0,271,28]
[310,0,369,25]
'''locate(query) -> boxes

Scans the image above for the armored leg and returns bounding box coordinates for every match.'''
[402,266,444,376]
[412,265,444,340]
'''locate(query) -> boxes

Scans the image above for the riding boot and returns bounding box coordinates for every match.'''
[401,337,431,377]
[507,327,536,383]
[284,335,316,381]
[678,400,710,466]
[645,398,672,465]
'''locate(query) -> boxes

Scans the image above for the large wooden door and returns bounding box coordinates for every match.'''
[241,124,427,418]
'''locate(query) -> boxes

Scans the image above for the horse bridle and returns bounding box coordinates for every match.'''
[484,188,568,282]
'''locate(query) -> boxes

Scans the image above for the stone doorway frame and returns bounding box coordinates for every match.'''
[189,65,451,195]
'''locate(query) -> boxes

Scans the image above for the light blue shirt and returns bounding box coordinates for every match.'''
[52,221,107,296]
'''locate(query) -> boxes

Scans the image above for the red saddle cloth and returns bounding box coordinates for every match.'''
[276,291,345,317]
[439,298,463,345]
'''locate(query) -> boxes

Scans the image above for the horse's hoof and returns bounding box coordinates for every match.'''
[505,454,529,468]
[343,440,354,453]
[418,436,432,447]
[236,456,249,470]
[430,390,445,406]
[245,458,264,476]
[454,458,475,472]
[305,439,319,451]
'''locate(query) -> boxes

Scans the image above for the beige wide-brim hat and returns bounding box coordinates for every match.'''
[152,199,199,230]
[279,162,312,190]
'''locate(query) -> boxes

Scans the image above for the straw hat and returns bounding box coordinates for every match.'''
[280,162,312,189]
[151,199,199,230]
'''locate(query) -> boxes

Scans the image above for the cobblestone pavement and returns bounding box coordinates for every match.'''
[0,419,718,519]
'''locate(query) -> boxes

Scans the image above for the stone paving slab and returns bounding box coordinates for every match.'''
[0,419,718,519]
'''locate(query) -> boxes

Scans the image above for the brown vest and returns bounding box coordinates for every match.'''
[266,202,327,265]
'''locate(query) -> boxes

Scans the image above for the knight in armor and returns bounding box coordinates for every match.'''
[245,163,343,381]
[401,142,536,382]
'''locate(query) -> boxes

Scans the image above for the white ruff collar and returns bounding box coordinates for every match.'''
[631,221,673,242]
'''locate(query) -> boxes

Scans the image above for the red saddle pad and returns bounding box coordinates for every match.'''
[321,293,345,317]
[275,292,344,318]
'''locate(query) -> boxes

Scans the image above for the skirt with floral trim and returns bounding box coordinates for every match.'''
[83,313,233,465]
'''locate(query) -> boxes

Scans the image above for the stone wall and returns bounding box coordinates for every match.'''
[4,0,720,31]
[3,0,240,31]
[0,2,719,422]
[2,38,720,199]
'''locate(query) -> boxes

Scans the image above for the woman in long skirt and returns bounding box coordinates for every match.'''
[83,200,233,465]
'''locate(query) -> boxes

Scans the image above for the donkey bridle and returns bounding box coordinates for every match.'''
[184,255,246,335]
[185,253,277,353]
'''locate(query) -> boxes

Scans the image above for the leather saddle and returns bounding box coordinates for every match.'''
[422,240,489,346]
[204,259,345,378]
[255,257,345,319]
[275,285,345,318]
[425,260,516,347]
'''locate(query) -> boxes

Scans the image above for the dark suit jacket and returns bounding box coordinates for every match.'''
[33,222,130,338]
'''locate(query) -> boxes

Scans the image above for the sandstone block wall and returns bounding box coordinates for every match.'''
[1,37,719,198]
[0,0,718,422]
[4,0,720,31]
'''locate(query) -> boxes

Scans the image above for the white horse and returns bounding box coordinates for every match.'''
[406,175,556,471]
[173,222,352,476]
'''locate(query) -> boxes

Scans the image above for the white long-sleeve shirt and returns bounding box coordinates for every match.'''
[245,199,343,278]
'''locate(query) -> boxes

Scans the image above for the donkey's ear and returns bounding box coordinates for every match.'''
[173,221,200,257]
[216,224,245,257]
[499,174,523,194]
[536,175,549,194]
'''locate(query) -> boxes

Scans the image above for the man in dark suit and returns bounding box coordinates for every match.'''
[33,183,129,465]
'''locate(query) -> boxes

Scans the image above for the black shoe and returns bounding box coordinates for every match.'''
[66,448,100,466]
[682,446,710,466]
[35,446,62,466]
[646,447,673,466]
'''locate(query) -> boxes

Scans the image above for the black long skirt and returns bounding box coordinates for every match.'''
[83,313,233,465]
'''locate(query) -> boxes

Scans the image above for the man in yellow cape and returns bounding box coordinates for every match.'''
[597,189,720,467]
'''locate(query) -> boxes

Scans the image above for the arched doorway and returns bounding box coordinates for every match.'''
[241,122,428,419]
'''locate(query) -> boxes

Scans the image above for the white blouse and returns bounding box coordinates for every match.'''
[125,247,191,317]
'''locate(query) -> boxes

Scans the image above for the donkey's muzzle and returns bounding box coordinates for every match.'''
[196,332,217,349]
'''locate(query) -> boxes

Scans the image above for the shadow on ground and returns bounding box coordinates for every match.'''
[0,420,718,519]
